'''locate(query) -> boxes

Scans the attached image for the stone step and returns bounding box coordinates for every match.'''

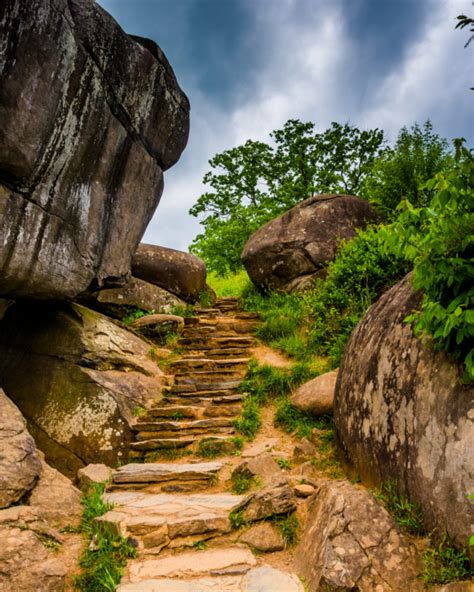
[170,359,250,375]
[178,337,255,348]
[184,347,252,359]
[99,492,246,553]
[111,462,223,487]
[133,418,236,433]
[164,393,246,406]
[174,370,245,383]
[130,437,197,452]
[117,566,304,592]
[170,380,243,393]
[118,547,256,584]
[135,427,235,441]
[146,404,241,420]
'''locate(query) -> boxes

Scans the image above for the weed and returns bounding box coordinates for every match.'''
[422,535,472,585]
[233,397,261,439]
[274,399,330,439]
[170,411,185,421]
[170,304,195,318]
[230,473,260,494]
[374,482,425,536]
[74,483,137,591]
[37,532,62,552]
[122,308,150,325]
[272,513,299,547]
[311,427,345,479]
[199,290,214,309]
[198,437,243,458]
[229,510,246,530]
[132,405,147,418]
[276,458,292,470]
[192,540,208,551]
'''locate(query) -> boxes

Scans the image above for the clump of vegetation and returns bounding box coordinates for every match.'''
[230,472,260,494]
[422,536,472,585]
[207,269,251,297]
[170,304,195,318]
[122,307,150,325]
[74,483,137,592]
[233,396,261,439]
[272,513,299,547]
[198,436,243,458]
[274,399,330,439]
[229,509,246,530]
[374,482,425,536]
[380,140,474,381]
[276,458,292,470]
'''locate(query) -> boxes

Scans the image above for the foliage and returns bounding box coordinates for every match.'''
[198,436,243,458]
[230,473,260,494]
[74,483,137,592]
[190,119,384,274]
[233,396,261,439]
[274,400,330,439]
[170,304,195,317]
[276,458,292,470]
[207,269,252,297]
[122,307,149,325]
[229,509,246,530]
[272,513,299,547]
[305,226,409,365]
[422,536,472,585]
[374,482,425,536]
[361,121,452,220]
[380,141,474,381]
[455,14,474,49]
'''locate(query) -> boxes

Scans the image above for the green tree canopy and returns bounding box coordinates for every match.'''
[189,119,384,275]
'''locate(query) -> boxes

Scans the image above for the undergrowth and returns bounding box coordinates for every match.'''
[272,512,299,547]
[207,269,251,297]
[74,483,137,592]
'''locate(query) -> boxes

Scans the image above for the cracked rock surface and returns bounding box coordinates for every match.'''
[0,0,189,299]
[295,479,423,591]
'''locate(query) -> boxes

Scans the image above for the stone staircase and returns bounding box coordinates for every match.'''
[129,298,259,460]
[99,297,304,591]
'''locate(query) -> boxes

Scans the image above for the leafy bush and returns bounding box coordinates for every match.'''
[380,141,474,381]
[362,121,452,219]
[305,226,409,364]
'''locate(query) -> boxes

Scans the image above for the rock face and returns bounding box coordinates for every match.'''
[334,274,474,555]
[132,244,207,303]
[295,479,423,591]
[0,0,189,300]
[241,194,377,292]
[0,389,42,508]
[0,301,164,477]
[290,369,338,416]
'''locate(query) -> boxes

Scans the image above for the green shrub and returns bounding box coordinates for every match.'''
[422,536,472,585]
[305,226,409,365]
[380,141,474,381]
[207,270,252,297]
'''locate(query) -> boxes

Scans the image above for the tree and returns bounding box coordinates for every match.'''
[361,121,452,220]
[189,119,384,274]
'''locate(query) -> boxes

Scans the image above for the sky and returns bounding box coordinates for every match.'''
[97,0,473,252]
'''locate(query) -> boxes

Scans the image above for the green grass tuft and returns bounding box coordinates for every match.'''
[422,536,472,585]
[374,482,425,536]
[207,270,252,297]
[272,513,299,547]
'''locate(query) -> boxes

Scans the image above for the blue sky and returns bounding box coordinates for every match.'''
[97,0,473,252]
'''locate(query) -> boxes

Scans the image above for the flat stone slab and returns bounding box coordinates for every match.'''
[241,438,280,458]
[112,462,224,484]
[126,548,257,581]
[117,566,304,591]
[104,491,245,514]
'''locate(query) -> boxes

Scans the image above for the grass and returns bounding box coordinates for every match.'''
[207,269,251,297]
[276,458,292,470]
[233,396,261,439]
[198,436,244,458]
[74,483,137,592]
[272,513,299,547]
[374,482,425,536]
[422,536,472,585]
[122,307,150,325]
[192,540,208,551]
[230,473,261,494]
[229,509,246,530]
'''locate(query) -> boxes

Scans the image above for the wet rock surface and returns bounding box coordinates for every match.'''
[334,274,474,555]
[0,0,189,300]
[241,194,377,292]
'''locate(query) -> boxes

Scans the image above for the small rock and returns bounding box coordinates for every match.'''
[240,479,296,522]
[77,464,113,490]
[242,566,305,591]
[239,522,285,552]
[292,438,316,463]
[290,369,338,416]
[293,484,315,498]
[242,438,279,458]
[232,454,280,486]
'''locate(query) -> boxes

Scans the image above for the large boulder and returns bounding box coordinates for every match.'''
[0,389,42,508]
[290,369,338,416]
[0,0,189,300]
[0,302,165,477]
[83,276,185,319]
[334,274,474,556]
[241,194,378,292]
[295,479,423,591]
[132,244,207,303]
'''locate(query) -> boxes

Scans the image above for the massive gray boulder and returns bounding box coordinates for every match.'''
[132,244,207,303]
[334,274,474,556]
[0,0,189,299]
[241,194,378,292]
[0,302,165,477]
